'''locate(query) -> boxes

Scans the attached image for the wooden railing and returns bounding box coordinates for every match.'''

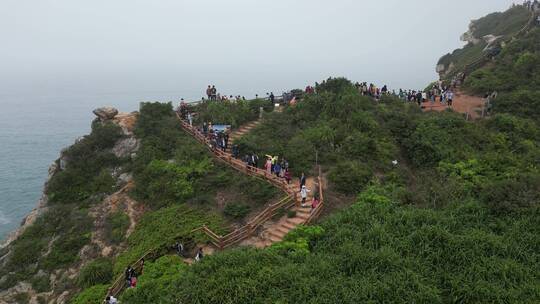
[176,113,301,248]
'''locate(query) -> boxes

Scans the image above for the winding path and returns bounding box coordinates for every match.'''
[105,110,325,300]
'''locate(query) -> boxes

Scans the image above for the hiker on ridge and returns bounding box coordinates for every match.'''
[206,85,212,100]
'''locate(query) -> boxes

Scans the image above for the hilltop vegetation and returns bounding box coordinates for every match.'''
[114,78,540,303]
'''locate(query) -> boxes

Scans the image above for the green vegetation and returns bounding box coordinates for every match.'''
[113,204,226,274]
[104,211,130,244]
[237,77,540,211]
[30,274,51,293]
[223,203,251,219]
[132,102,279,211]
[120,255,187,303]
[77,258,113,288]
[119,185,540,303]
[115,77,540,303]
[69,284,108,304]
[194,98,273,128]
[47,122,123,204]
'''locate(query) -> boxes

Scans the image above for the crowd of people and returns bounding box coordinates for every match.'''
[195,116,322,211]
[204,84,248,102]
[397,85,454,107]
[201,122,230,152]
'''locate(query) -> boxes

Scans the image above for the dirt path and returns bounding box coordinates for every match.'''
[421,92,486,120]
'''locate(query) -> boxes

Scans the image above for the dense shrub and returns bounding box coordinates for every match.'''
[47,122,123,204]
[118,184,540,303]
[113,204,226,274]
[70,284,108,304]
[30,274,50,293]
[120,255,187,303]
[223,203,251,219]
[480,173,540,214]
[104,211,130,244]
[195,98,272,128]
[77,258,113,288]
[328,161,373,194]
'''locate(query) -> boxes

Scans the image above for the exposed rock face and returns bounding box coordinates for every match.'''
[482,34,503,51]
[117,172,133,186]
[113,111,138,136]
[113,137,140,158]
[93,106,119,121]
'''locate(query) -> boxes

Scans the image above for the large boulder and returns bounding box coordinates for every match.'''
[93,107,118,121]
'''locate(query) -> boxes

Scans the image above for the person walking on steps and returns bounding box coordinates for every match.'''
[284,169,292,184]
[300,185,311,207]
[300,172,306,188]
[195,247,204,261]
[311,195,320,212]
[174,241,184,256]
[251,153,259,168]
[106,296,118,304]
[125,266,133,288]
[187,112,193,127]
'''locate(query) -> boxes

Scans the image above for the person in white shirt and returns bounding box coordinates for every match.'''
[106,296,118,304]
[300,185,311,207]
[187,112,193,127]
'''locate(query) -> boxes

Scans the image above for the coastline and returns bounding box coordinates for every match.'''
[0,162,57,249]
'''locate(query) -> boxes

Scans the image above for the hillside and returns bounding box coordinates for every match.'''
[1,6,540,304]
[1,79,539,303]
[437,5,534,81]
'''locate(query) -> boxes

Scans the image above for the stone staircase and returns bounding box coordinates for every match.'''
[244,176,318,248]
[225,120,261,153]
[179,115,324,250]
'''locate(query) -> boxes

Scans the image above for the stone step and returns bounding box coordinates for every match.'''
[276,225,291,235]
[268,234,283,243]
[286,217,305,225]
[297,212,310,219]
[295,207,311,215]
[269,229,287,239]
[282,222,297,230]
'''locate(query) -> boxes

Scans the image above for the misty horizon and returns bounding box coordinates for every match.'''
[1,0,518,101]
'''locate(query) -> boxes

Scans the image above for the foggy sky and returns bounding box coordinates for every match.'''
[0,0,517,99]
